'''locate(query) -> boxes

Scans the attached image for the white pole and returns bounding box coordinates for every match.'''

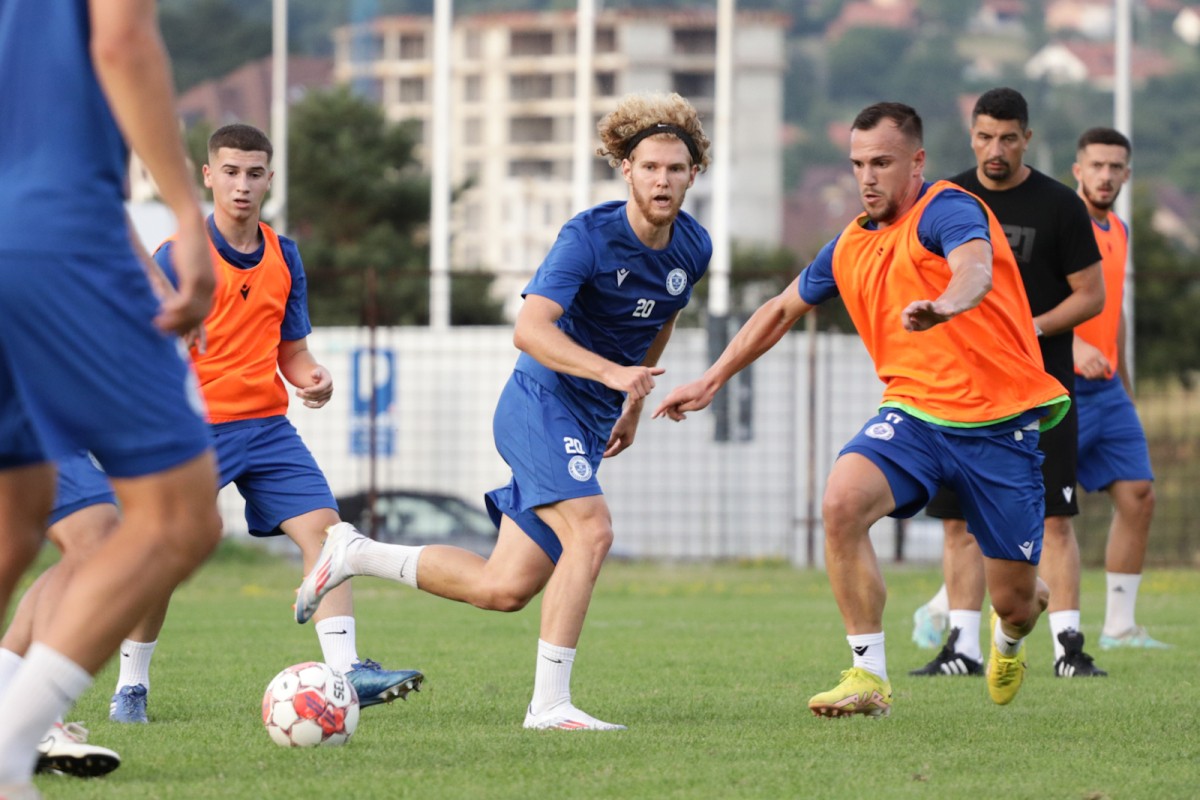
[270,0,289,235]
[1115,0,1134,380]
[429,0,453,329]
[709,0,734,320]
[572,0,596,215]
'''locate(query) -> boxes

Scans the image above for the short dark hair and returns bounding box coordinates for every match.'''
[1076,126,1132,156]
[851,102,923,146]
[972,87,1028,129]
[208,123,273,162]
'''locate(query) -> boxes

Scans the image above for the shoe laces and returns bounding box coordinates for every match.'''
[57,722,89,744]
[352,658,382,672]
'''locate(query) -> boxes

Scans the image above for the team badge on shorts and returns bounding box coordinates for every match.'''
[665,268,687,296]
[567,455,593,482]
[865,422,895,441]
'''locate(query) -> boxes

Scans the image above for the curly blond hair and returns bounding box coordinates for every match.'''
[596,92,711,171]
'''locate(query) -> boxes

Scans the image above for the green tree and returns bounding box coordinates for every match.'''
[1130,189,1200,386]
[161,0,272,91]
[287,87,502,326]
[827,27,917,104]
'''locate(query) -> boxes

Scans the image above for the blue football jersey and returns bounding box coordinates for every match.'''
[515,201,711,435]
[0,0,130,255]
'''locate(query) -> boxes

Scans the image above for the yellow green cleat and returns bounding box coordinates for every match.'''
[808,667,892,718]
[986,611,1027,705]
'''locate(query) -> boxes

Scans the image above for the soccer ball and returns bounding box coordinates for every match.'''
[262,661,360,747]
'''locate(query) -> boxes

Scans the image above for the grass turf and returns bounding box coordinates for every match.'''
[29,542,1199,800]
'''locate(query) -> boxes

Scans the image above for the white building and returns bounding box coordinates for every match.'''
[333,9,788,302]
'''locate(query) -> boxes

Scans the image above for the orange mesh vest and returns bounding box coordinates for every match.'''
[168,222,292,423]
[831,180,1068,427]
[1074,213,1127,379]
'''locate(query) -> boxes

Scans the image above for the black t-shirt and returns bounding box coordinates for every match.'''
[949,167,1101,386]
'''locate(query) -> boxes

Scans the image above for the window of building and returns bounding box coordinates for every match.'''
[399,33,426,60]
[465,31,482,59]
[400,77,426,103]
[674,28,716,55]
[509,116,555,144]
[464,75,482,103]
[464,118,482,146]
[510,73,554,100]
[673,71,715,98]
[352,32,385,61]
[595,27,617,53]
[595,72,616,97]
[509,159,556,178]
[510,30,554,57]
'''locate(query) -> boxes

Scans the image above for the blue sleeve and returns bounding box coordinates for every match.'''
[152,241,179,289]
[917,189,990,258]
[279,237,313,342]
[797,236,840,305]
[523,223,595,310]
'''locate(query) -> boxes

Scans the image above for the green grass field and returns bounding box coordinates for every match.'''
[29,542,1199,800]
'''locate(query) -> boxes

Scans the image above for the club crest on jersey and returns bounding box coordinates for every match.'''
[665,268,687,296]
[567,455,593,482]
[865,422,894,441]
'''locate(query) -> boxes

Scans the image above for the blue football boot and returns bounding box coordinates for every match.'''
[345,659,424,707]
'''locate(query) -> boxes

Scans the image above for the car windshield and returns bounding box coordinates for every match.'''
[371,494,495,541]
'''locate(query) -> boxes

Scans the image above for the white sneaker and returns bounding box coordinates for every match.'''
[0,784,41,800]
[294,522,362,623]
[523,703,626,731]
[35,721,120,778]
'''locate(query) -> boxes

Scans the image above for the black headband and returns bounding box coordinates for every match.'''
[623,123,701,165]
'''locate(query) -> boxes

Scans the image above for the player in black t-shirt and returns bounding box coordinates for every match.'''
[910,88,1109,679]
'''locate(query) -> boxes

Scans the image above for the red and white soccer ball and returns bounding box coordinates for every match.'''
[262,661,360,747]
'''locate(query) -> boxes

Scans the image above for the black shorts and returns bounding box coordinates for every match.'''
[926,402,1078,519]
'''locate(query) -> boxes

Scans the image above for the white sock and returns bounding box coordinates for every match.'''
[1049,610,1081,661]
[530,639,575,716]
[947,610,982,661]
[1103,572,1142,636]
[0,643,92,784]
[315,616,359,675]
[847,632,887,682]
[927,584,950,617]
[347,538,423,589]
[116,639,157,692]
[0,648,23,696]
[992,616,1024,657]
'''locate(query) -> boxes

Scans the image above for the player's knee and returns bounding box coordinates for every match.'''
[821,491,869,536]
[474,582,536,613]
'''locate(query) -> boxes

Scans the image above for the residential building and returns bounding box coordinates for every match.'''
[333,9,788,301]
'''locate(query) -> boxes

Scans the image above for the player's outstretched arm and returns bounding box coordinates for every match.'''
[902,239,992,332]
[604,312,680,458]
[514,295,664,402]
[90,0,213,335]
[654,277,811,421]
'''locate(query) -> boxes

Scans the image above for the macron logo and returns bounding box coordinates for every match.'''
[1018,541,1034,560]
[1062,486,1074,503]
[852,646,868,656]
[616,268,630,287]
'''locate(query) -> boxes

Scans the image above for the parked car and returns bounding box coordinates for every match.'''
[335,489,499,557]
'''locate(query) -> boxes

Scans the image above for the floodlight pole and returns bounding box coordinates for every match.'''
[429,0,453,329]
[1115,0,1134,382]
[271,0,288,235]
[572,0,596,215]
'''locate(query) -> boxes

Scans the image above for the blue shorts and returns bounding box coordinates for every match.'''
[0,249,210,477]
[1076,375,1154,492]
[841,409,1046,563]
[484,373,605,563]
[49,451,116,527]
[212,416,337,536]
